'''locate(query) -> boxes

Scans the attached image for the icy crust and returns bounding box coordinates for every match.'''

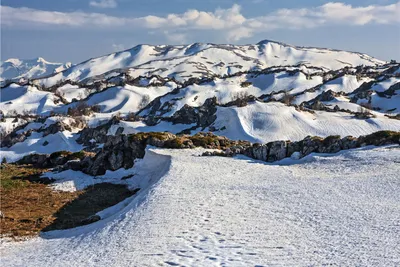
[1,146,399,266]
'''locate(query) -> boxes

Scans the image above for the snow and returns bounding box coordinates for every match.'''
[293,75,371,105]
[322,96,362,112]
[56,84,89,102]
[0,57,71,84]
[371,77,399,92]
[1,146,399,266]
[85,84,175,114]
[0,84,60,116]
[108,121,196,135]
[0,131,83,162]
[38,40,385,87]
[212,101,400,143]
[358,93,400,114]
[0,118,28,136]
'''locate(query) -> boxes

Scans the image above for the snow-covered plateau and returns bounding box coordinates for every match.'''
[1,146,400,266]
[1,40,399,266]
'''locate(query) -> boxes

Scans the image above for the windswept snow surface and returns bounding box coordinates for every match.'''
[213,102,400,143]
[0,84,61,116]
[2,146,400,266]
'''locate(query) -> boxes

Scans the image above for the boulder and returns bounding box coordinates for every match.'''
[41,121,72,137]
[267,141,287,161]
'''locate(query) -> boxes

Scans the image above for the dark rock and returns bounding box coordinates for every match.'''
[41,121,72,137]
[318,90,340,102]
[311,100,326,111]
[267,141,287,161]
[17,153,49,166]
[0,129,33,148]
[77,117,120,146]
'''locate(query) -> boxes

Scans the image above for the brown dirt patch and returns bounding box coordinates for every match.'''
[0,164,137,240]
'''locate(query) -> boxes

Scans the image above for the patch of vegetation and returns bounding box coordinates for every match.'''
[363,131,400,144]
[128,132,172,143]
[0,164,76,238]
[69,151,87,160]
[190,134,221,148]
[310,136,324,141]
[323,135,341,145]
[240,81,252,88]
[164,137,186,149]
[0,164,138,239]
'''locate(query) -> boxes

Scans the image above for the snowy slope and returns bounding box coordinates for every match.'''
[0,57,72,84]
[1,146,399,266]
[212,102,400,143]
[37,40,386,87]
[1,40,398,160]
[0,84,61,116]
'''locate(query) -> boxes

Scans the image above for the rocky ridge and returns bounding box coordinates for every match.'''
[15,131,400,176]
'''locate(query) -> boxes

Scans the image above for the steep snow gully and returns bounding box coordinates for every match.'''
[1,146,399,266]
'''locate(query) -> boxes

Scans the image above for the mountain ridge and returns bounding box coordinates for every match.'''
[1,40,387,88]
[0,57,72,84]
[0,39,398,163]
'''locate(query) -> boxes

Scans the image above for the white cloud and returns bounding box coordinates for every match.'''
[89,0,117,8]
[1,2,399,42]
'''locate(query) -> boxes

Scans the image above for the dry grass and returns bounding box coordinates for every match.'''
[0,164,137,240]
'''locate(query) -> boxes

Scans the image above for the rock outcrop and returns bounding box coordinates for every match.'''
[0,129,33,148]
[206,131,400,162]
[13,131,400,177]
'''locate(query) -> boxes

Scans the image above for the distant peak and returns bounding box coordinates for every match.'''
[35,57,46,62]
[4,58,22,65]
[256,39,287,46]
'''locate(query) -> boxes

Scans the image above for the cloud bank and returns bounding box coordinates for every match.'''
[1,2,399,42]
[89,0,118,9]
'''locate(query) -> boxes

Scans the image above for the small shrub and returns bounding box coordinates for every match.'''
[282,92,295,105]
[67,102,100,117]
[164,138,185,149]
[138,94,150,110]
[323,135,341,145]
[125,112,138,121]
[240,81,252,88]
[231,91,249,101]
[356,104,375,119]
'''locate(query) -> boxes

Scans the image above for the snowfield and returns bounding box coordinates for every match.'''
[2,146,399,266]
[213,102,400,143]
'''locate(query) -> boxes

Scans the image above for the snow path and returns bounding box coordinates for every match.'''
[1,146,400,266]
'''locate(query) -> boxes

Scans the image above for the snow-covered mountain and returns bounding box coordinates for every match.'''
[1,40,399,162]
[1,40,400,266]
[37,40,386,87]
[0,57,72,84]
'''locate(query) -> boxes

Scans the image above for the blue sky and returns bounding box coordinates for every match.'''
[1,0,399,63]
